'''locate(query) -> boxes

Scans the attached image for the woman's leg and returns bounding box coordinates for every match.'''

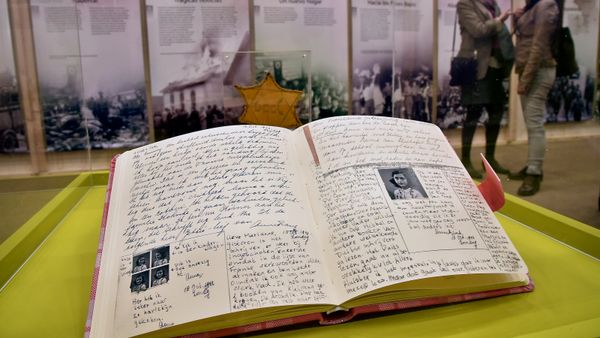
[521,68,556,175]
[484,103,509,173]
[518,67,556,195]
[462,104,483,178]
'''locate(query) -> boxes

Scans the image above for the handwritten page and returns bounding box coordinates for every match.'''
[111,126,333,337]
[294,116,526,301]
[306,116,458,173]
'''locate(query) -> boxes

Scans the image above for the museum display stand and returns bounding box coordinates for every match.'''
[0,171,599,337]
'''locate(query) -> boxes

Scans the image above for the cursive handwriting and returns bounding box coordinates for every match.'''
[307,116,457,173]
[122,126,303,252]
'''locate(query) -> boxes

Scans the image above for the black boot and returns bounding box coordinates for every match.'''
[463,161,483,179]
[518,173,543,196]
[484,104,507,174]
[509,167,544,181]
[487,158,510,175]
[508,167,528,180]
[461,108,481,179]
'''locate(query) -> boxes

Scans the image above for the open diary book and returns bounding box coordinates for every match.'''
[86,116,531,338]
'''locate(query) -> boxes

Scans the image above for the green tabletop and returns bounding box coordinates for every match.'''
[0,173,599,337]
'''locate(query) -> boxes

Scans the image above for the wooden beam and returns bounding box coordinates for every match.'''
[8,0,47,173]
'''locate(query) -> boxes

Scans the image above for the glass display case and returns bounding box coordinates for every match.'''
[0,1,599,336]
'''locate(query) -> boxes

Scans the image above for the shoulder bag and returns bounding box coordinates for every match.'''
[449,6,478,87]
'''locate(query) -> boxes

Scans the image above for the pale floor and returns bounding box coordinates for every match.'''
[463,135,600,229]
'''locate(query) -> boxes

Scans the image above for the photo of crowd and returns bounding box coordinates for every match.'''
[153,104,240,140]
[352,62,433,122]
[261,58,348,122]
[308,72,348,120]
[546,74,595,122]
[42,86,148,151]
[0,70,25,153]
[153,37,249,139]
[436,82,510,130]
[254,58,311,122]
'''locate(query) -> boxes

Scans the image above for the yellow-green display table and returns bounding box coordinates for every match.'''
[0,172,599,337]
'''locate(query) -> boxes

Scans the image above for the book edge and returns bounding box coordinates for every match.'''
[177,277,534,337]
[84,154,120,337]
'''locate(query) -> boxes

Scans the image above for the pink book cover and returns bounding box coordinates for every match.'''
[84,154,532,337]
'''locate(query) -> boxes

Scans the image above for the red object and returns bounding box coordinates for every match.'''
[478,154,506,212]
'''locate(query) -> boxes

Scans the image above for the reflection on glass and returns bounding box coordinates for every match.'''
[0,0,26,153]
[30,0,148,152]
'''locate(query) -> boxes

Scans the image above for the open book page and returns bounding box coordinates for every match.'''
[98,126,334,337]
[293,116,527,304]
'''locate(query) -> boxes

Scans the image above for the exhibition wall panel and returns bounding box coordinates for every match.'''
[352,0,435,123]
[30,0,148,154]
[0,0,599,176]
[146,0,251,140]
[254,0,350,121]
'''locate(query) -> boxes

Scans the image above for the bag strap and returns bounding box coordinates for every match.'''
[556,0,565,27]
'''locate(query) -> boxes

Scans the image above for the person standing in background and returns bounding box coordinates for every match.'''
[509,0,559,196]
[456,0,512,179]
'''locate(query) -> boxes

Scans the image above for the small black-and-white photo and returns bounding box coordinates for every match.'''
[152,246,170,267]
[151,266,170,287]
[132,252,150,273]
[379,167,428,200]
[130,271,149,293]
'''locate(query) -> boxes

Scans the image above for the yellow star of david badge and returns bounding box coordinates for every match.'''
[235,72,303,129]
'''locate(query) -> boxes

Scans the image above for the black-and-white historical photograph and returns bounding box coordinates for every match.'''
[392,0,435,122]
[352,1,434,122]
[391,66,434,122]
[351,1,393,117]
[352,63,393,117]
[254,0,350,122]
[152,246,169,267]
[308,72,348,121]
[544,0,598,123]
[152,37,236,140]
[546,74,595,122]
[131,248,170,290]
[147,0,250,139]
[40,83,148,151]
[31,0,149,151]
[379,167,428,200]
[132,252,150,273]
[0,1,26,153]
[0,69,25,153]
[245,57,347,123]
[151,266,169,287]
[130,271,149,293]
